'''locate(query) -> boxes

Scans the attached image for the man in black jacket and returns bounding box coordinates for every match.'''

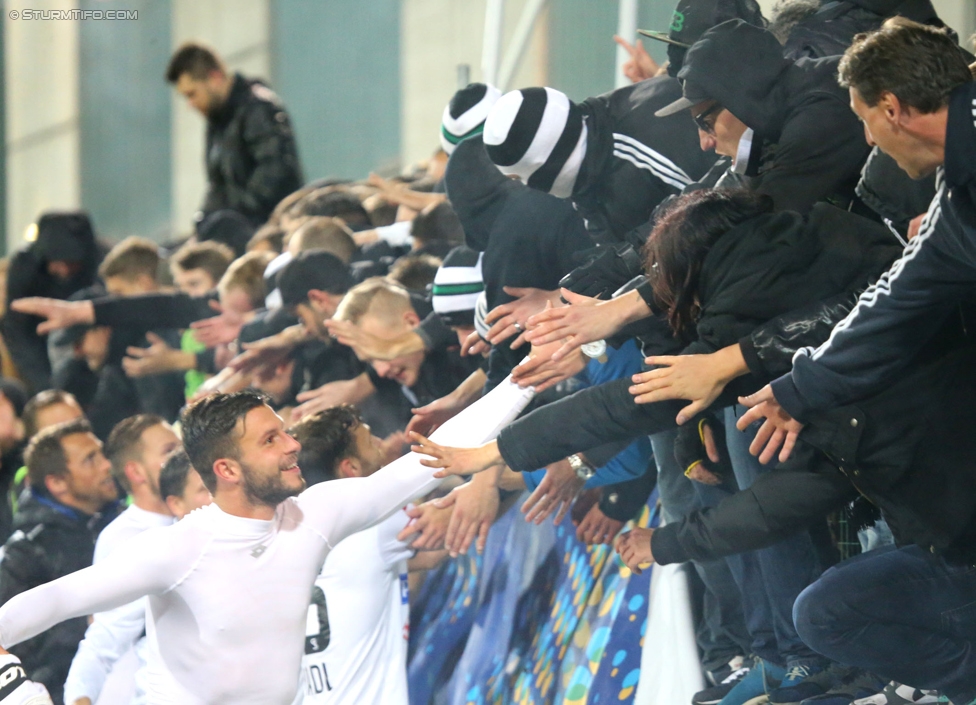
[166,43,303,227]
[0,418,120,704]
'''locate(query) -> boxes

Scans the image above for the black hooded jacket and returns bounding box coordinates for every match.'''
[2,212,104,393]
[0,490,120,704]
[446,139,592,387]
[573,76,717,248]
[202,74,303,225]
[679,20,871,213]
[495,203,900,474]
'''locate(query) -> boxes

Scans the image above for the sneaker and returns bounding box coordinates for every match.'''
[800,669,887,705]
[853,682,942,705]
[768,663,851,704]
[717,658,787,705]
[708,656,752,687]
[695,660,752,705]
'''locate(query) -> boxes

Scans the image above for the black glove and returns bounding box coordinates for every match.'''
[559,243,644,299]
[673,414,733,485]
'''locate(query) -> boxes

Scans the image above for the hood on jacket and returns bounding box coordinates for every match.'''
[783,0,948,60]
[444,138,518,251]
[675,20,792,135]
[32,211,97,266]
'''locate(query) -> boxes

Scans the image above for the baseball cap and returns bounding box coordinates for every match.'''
[638,0,765,75]
[654,80,713,117]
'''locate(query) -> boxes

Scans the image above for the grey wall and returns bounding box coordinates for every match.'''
[271,0,401,181]
[548,0,674,102]
[79,0,172,242]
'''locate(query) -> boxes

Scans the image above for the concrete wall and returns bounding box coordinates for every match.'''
[79,0,172,243]
[272,0,402,184]
[400,0,548,169]
[932,0,976,43]
[4,0,80,255]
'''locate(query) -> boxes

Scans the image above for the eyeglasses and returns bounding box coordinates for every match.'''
[693,103,724,135]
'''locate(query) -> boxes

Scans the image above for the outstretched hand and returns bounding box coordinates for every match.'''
[230,324,307,374]
[397,501,453,551]
[122,332,184,377]
[484,287,559,348]
[736,385,804,464]
[434,477,500,557]
[190,300,246,348]
[510,332,588,392]
[406,395,463,437]
[10,297,94,335]
[523,288,611,360]
[520,459,584,525]
[460,329,491,357]
[576,502,624,545]
[408,433,502,478]
[629,344,747,424]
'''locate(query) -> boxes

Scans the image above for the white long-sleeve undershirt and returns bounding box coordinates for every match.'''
[63,504,174,705]
[0,377,533,705]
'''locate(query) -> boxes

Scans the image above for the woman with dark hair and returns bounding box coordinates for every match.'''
[645,190,775,336]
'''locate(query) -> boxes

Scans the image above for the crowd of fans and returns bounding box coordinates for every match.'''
[0,0,974,703]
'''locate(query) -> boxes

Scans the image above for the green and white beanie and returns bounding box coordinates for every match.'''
[432,246,484,328]
[440,83,502,155]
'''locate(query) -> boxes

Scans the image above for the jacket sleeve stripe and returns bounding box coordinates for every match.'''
[806,183,944,363]
[612,132,693,185]
[613,146,690,190]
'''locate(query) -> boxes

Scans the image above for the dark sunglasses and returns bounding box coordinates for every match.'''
[693,103,724,135]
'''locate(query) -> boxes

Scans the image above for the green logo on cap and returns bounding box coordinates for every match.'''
[670,10,685,32]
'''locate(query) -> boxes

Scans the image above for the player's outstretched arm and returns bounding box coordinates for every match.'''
[300,376,535,547]
[0,527,185,651]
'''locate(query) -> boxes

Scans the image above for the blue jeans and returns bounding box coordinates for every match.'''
[723,405,825,667]
[651,430,752,670]
[694,478,781,666]
[794,544,976,704]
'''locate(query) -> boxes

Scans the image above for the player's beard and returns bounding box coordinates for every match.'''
[239,458,306,508]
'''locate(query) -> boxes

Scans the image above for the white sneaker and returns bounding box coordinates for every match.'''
[853,682,943,705]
